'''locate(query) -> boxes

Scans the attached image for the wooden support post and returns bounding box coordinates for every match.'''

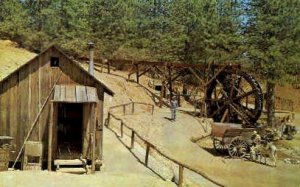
[203,87,207,117]
[120,121,124,138]
[48,102,54,171]
[91,103,96,173]
[145,143,150,166]
[131,131,135,149]
[107,62,111,74]
[221,109,229,123]
[151,105,154,115]
[106,112,111,126]
[168,66,173,101]
[136,64,139,83]
[160,81,165,108]
[177,90,181,107]
[132,102,135,114]
[178,165,184,187]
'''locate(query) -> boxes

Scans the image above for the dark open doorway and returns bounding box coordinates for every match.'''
[57,103,83,159]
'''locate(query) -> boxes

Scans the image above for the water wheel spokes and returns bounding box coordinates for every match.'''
[206,69,263,127]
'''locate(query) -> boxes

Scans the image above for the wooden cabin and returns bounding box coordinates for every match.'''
[0,45,114,172]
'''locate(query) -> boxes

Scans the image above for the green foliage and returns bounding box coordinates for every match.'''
[0,0,299,85]
[245,0,300,83]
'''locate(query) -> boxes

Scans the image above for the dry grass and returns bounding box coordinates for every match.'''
[0,40,36,81]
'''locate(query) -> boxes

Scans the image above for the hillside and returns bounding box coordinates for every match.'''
[0,40,36,81]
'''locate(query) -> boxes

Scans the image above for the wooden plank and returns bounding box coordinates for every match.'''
[29,60,40,141]
[90,103,96,173]
[53,85,61,101]
[59,85,66,101]
[56,168,86,174]
[75,85,88,102]
[48,102,54,171]
[19,65,30,152]
[65,85,76,102]
[9,75,18,149]
[54,159,87,166]
[38,51,52,143]
[96,98,104,161]
[86,86,97,102]
[82,104,91,158]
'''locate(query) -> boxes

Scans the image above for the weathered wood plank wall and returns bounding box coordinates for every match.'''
[0,46,105,161]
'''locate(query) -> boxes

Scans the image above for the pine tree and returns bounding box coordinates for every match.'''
[0,0,30,45]
[245,0,300,126]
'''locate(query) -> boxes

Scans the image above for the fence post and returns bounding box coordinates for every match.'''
[178,165,184,187]
[107,62,111,74]
[132,102,135,114]
[106,112,111,127]
[145,143,150,166]
[131,131,135,149]
[120,121,124,138]
[152,105,154,115]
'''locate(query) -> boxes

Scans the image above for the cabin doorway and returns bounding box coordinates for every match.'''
[56,103,83,159]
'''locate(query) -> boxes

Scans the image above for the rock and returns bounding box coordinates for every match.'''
[284,158,300,165]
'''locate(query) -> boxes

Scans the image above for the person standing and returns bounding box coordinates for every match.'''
[170,96,178,121]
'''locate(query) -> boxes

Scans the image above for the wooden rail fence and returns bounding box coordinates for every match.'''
[106,102,223,187]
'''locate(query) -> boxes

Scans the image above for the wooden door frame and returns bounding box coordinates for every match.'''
[47,102,97,172]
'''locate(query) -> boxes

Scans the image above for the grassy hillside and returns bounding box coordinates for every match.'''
[0,40,36,81]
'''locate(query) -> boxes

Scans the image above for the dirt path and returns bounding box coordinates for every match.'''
[111,108,300,187]
[91,66,300,186]
[101,125,157,176]
[0,171,175,187]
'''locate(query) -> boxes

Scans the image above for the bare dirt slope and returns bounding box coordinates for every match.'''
[0,40,36,81]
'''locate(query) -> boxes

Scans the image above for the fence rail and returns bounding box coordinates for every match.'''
[106,103,223,187]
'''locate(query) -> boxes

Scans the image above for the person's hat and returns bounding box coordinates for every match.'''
[253,131,257,134]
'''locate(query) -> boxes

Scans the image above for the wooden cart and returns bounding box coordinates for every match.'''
[212,123,256,158]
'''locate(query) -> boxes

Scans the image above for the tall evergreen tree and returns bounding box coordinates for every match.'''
[0,0,30,45]
[245,0,300,126]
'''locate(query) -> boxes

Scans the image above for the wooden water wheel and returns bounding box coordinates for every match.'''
[205,69,263,127]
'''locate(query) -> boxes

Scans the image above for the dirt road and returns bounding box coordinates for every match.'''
[111,108,300,187]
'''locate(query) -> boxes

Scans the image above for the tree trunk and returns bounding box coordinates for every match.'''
[266,81,276,127]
